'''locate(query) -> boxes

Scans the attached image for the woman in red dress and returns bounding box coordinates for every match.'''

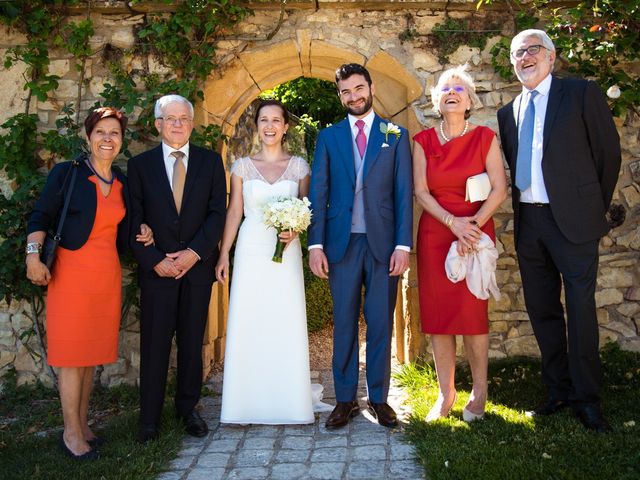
[413,66,507,422]
[26,108,153,459]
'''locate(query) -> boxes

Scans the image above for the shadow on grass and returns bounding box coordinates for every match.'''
[0,374,184,480]
[396,343,640,480]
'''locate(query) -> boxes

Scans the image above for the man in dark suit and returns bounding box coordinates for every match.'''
[309,63,413,429]
[128,94,226,442]
[497,30,621,432]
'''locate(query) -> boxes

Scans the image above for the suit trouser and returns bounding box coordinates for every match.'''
[329,234,399,404]
[517,203,602,405]
[139,280,211,426]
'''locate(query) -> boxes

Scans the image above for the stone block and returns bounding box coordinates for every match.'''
[368,49,423,102]
[0,51,28,123]
[504,336,540,357]
[448,46,480,66]
[270,463,309,480]
[603,320,637,338]
[111,29,136,49]
[619,337,640,353]
[598,267,635,288]
[0,350,15,369]
[54,79,84,99]
[597,308,610,325]
[48,59,70,78]
[309,40,365,82]
[595,288,624,307]
[615,227,640,250]
[13,348,38,372]
[617,302,640,318]
[621,184,640,208]
[413,51,441,73]
[17,372,37,386]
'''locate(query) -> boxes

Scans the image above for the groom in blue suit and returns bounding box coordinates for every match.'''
[309,63,413,428]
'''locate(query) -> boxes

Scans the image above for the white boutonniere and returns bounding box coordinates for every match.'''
[379,121,401,143]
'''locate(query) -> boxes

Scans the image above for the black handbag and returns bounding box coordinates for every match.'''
[41,160,80,271]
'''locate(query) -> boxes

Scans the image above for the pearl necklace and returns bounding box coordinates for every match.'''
[439,120,469,143]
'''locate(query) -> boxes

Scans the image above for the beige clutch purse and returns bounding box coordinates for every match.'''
[465,172,491,202]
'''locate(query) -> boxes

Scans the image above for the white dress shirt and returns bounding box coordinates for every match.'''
[514,73,552,204]
[161,142,189,190]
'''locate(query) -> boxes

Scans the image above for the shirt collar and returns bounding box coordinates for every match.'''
[162,142,189,160]
[521,73,552,97]
[348,110,375,131]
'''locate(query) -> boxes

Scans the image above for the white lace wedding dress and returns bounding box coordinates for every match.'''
[220,156,332,424]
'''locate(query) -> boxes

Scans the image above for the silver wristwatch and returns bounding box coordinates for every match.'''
[25,242,42,255]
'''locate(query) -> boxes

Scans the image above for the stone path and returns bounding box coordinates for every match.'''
[157,368,425,480]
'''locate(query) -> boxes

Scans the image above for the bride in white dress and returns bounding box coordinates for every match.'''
[216,100,331,424]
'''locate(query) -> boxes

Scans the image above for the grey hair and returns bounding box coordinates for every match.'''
[154,94,194,119]
[430,65,480,116]
[510,29,556,55]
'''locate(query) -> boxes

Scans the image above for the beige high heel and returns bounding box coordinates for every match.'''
[425,392,457,422]
[462,406,485,422]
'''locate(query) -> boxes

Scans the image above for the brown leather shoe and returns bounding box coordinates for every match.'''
[325,401,360,429]
[367,401,398,428]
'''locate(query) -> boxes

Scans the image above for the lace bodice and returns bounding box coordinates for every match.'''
[230,156,309,221]
[230,156,309,184]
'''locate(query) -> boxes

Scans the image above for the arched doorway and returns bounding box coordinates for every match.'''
[201,39,426,370]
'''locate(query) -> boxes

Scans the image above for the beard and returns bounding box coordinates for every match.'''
[344,92,374,117]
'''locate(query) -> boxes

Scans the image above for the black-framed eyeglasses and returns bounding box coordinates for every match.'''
[511,44,547,59]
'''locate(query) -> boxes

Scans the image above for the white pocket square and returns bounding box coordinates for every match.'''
[382,143,389,148]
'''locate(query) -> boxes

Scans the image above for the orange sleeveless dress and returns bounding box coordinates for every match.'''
[46,177,125,367]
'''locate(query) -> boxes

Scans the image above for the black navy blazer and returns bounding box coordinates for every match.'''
[127,143,227,288]
[497,76,621,247]
[27,157,130,253]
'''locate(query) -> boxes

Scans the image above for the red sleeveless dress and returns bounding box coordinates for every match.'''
[413,126,496,335]
[46,177,125,366]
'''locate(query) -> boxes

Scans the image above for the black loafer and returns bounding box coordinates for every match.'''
[367,401,398,428]
[137,424,159,444]
[182,410,209,437]
[532,398,570,416]
[575,404,612,433]
[59,433,99,461]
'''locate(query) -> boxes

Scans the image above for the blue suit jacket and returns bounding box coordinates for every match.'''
[308,114,413,264]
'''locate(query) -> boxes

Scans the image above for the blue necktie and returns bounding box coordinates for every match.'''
[515,90,538,191]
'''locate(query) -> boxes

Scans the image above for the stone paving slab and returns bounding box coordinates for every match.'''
[156,369,425,480]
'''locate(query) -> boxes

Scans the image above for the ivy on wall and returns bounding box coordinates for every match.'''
[478,0,640,116]
[0,0,253,371]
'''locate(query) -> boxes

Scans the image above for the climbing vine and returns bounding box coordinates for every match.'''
[478,0,640,116]
[0,0,253,373]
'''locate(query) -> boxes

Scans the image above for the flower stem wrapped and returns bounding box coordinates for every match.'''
[263,196,312,263]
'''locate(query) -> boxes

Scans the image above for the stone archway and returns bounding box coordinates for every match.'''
[201,39,425,368]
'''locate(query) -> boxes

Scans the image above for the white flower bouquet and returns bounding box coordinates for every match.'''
[263,196,312,263]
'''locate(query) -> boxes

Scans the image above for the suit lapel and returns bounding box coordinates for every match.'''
[542,76,563,155]
[181,143,200,210]
[151,145,177,212]
[363,114,385,179]
[335,119,356,185]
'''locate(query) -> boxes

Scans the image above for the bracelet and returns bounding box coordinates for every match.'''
[442,213,454,229]
[26,242,42,255]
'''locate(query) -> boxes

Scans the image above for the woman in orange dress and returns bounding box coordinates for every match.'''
[412,66,507,422]
[26,107,153,460]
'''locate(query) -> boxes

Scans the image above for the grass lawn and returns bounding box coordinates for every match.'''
[0,370,184,480]
[396,343,640,480]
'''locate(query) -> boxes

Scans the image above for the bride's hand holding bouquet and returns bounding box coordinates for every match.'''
[263,196,312,263]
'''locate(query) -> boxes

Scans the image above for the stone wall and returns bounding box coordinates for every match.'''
[0,1,638,387]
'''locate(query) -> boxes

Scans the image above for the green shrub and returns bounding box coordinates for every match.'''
[303,261,333,332]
